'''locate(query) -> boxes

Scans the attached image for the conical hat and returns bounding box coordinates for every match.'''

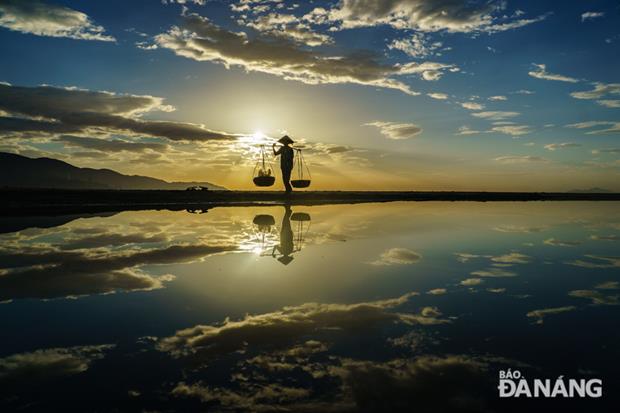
[278,135,294,144]
[277,255,294,265]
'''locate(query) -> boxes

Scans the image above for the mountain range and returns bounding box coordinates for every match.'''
[0,152,226,190]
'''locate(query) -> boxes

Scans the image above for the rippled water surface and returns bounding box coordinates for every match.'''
[1,202,619,411]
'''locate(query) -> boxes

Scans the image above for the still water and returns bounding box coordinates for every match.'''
[1,202,619,412]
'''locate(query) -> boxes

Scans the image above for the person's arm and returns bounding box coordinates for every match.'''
[272,144,281,156]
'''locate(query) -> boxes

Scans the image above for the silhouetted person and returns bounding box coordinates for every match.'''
[272,205,294,265]
[272,135,294,193]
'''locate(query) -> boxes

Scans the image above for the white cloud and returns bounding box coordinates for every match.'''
[0,0,115,41]
[482,13,549,34]
[240,12,333,47]
[488,95,507,101]
[456,126,482,135]
[153,13,461,96]
[158,291,447,358]
[592,148,620,154]
[0,345,113,382]
[460,278,483,286]
[470,268,517,277]
[369,248,422,265]
[490,125,530,136]
[571,82,620,100]
[491,252,530,264]
[326,0,546,34]
[494,155,548,164]
[365,121,423,139]
[566,255,620,269]
[544,142,581,151]
[528,63,578,83]
[544,238,582,247]
[427,92,448,100]
[526,306,576,325]
[461,102,485,110]
[567,121,620,135]
[581,12,604,22]
[597,100,620,108]
[388,33,443,58]
[472,111,519,120]
[569,289,619,305]
[493,225,547,233]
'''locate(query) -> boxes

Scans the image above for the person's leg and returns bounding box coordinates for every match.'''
[282,167,292,192]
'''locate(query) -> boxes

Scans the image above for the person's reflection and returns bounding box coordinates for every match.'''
[272,205,294,265]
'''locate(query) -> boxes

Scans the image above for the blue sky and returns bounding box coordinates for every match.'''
[0,0,619,190]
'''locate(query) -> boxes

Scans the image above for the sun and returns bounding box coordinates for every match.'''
[251,130,268,144]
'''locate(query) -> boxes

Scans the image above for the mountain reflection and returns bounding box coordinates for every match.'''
[1,202,619,411]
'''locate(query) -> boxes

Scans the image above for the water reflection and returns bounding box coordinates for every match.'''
[266,205,312,265]
[0,202,619,411]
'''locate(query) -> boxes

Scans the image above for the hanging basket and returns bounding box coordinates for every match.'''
[252,145,275,187]
[291,148,311,188]
[253,176,275,187]
[253,214,276,227]
[291,212,311,221]
[291,179,310,188]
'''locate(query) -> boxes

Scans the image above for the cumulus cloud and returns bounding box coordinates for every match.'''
[544,142,581,151]
[172,382,311,408]
[0,0,115,41]
[490,252,530,264]
[158,291,447,359]
[581,12,604,22]
[528,63,579,83]
[240,12,333,47]
[0,83,236,142]
[325,0,546,34]
[388,33,443,58]
[365,121,423,139]
[369,247,422,265]
[154,13,459,96]
[0,243,234,300]
[173,354,501,412]
[460,278,483,286]
[526,306,576,325]
[0,345,113,384]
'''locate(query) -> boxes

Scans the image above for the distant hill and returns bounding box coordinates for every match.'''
[568,187,612,193]
[0,152,227,190]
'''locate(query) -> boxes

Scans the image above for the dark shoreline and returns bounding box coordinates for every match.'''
[2,188,620,216]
